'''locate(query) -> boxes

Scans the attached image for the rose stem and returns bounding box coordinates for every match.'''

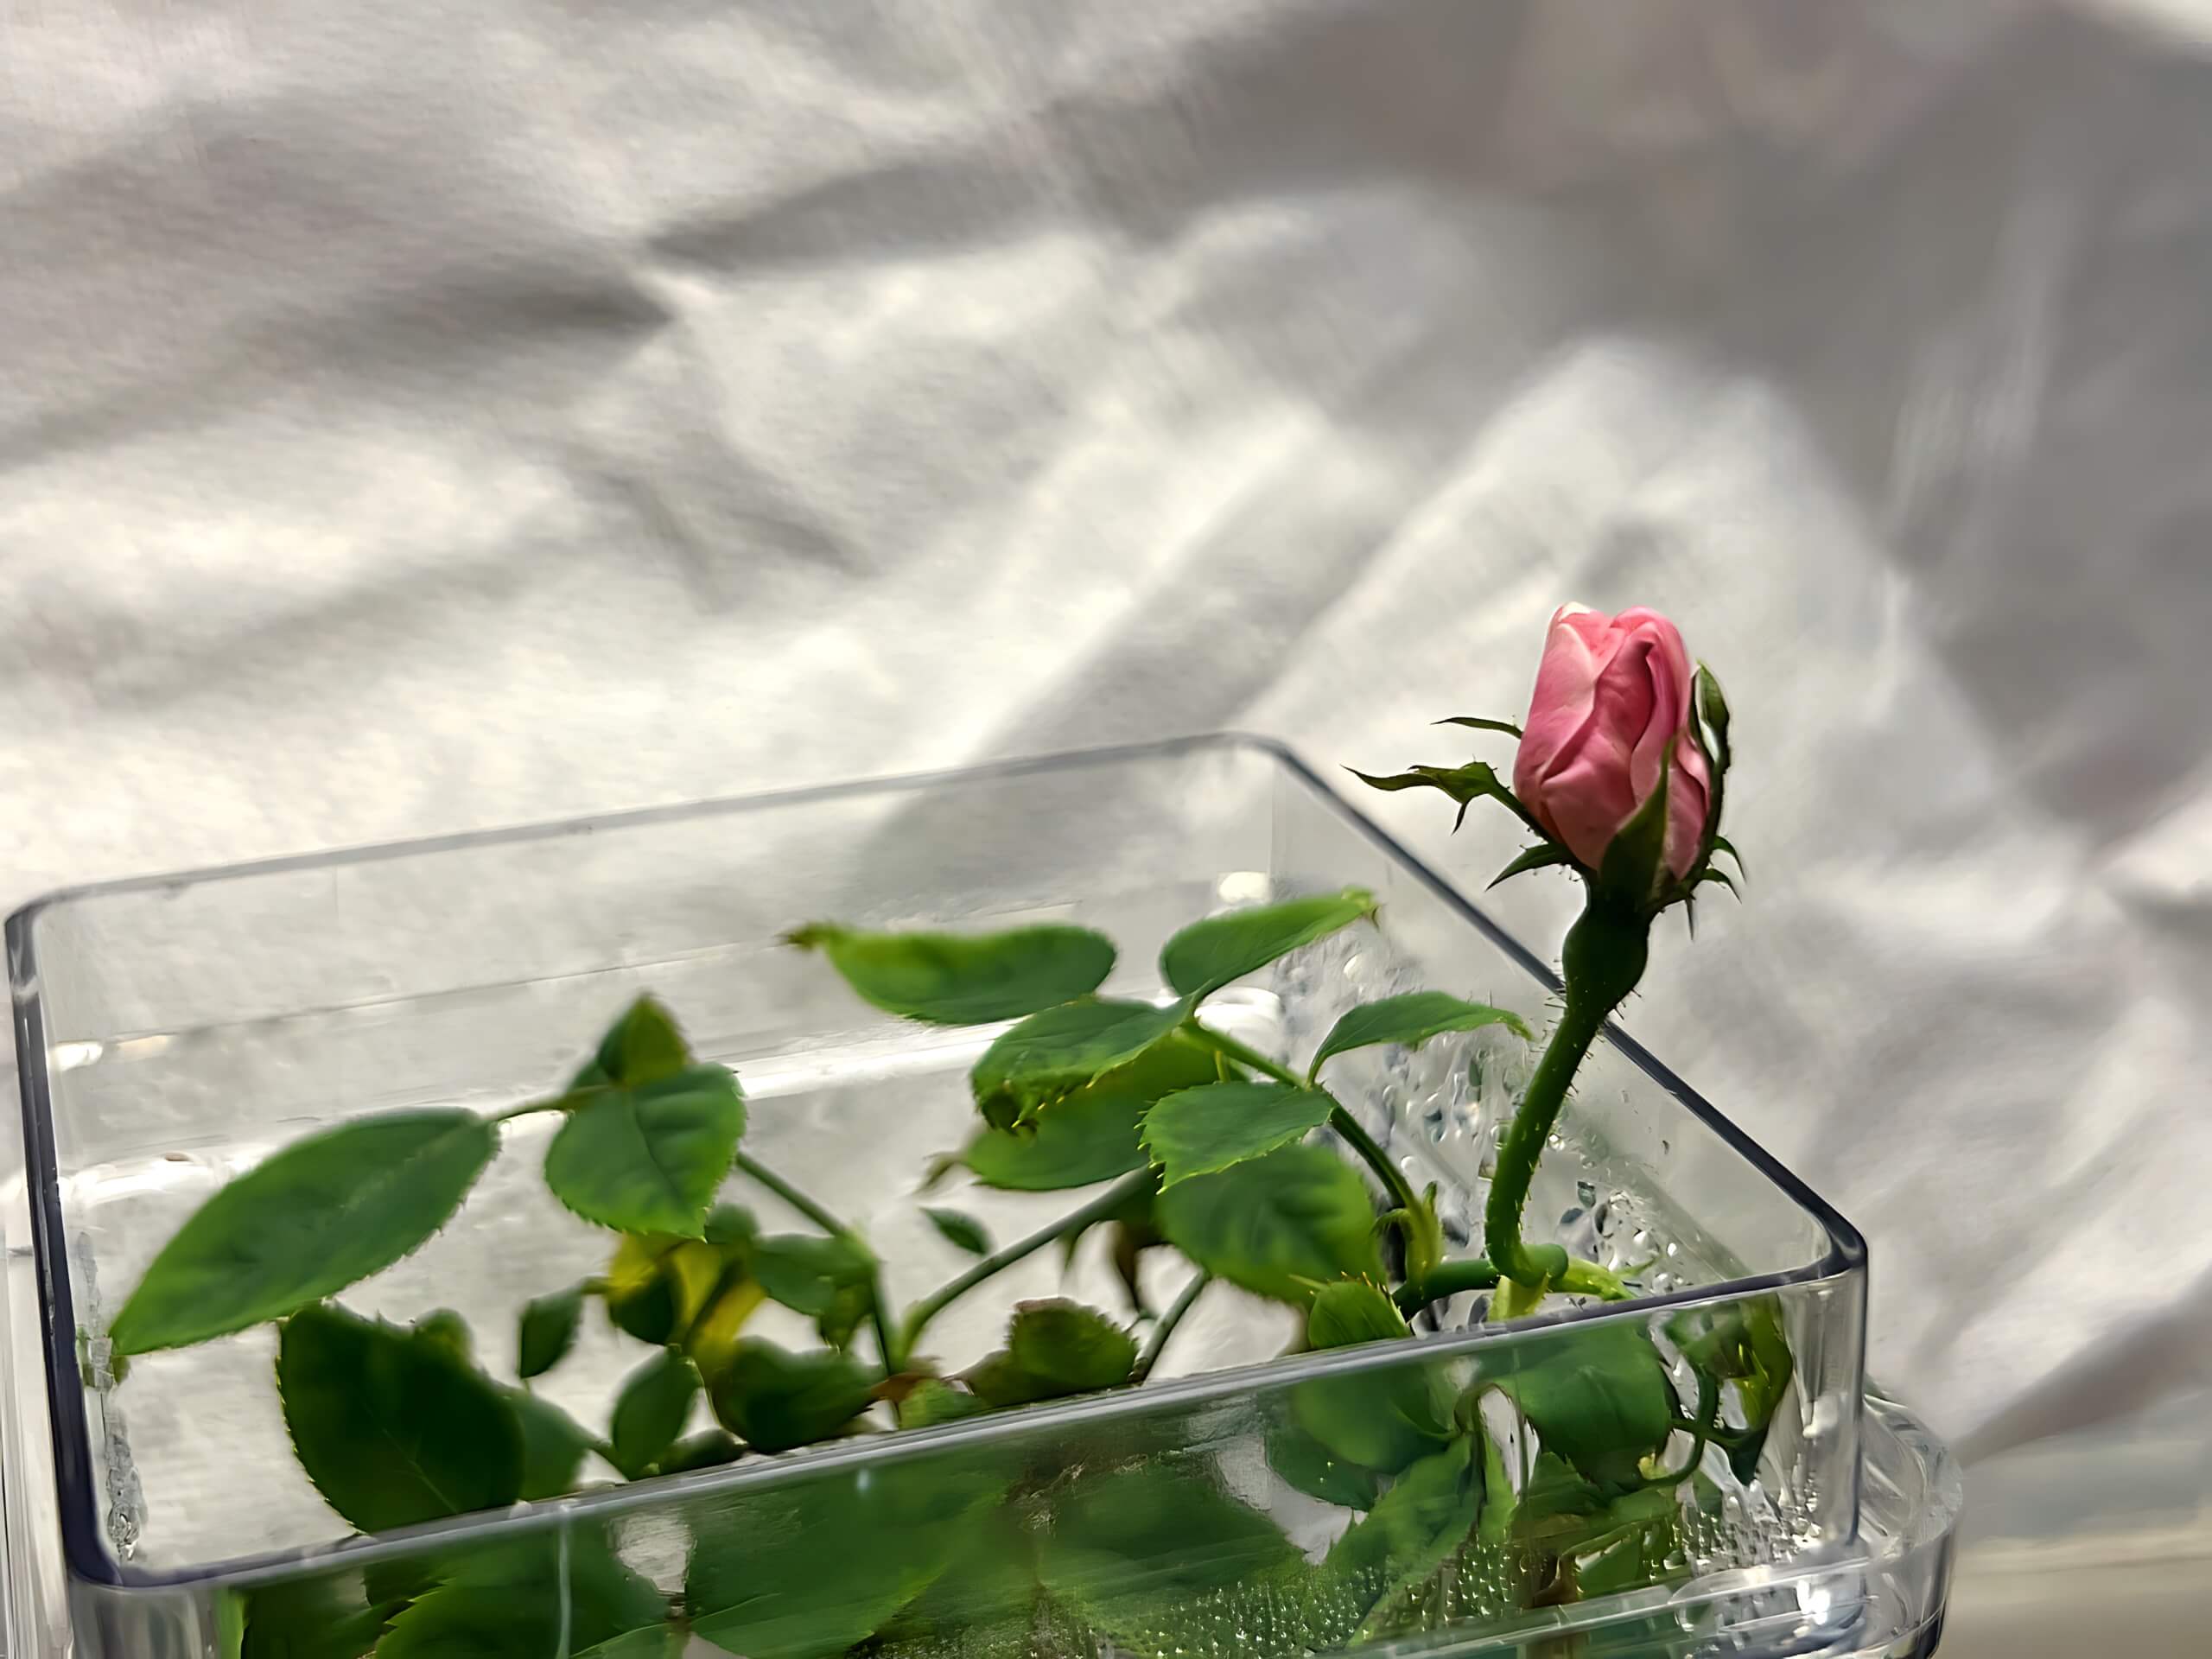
[1485,894,1649,1308]
[1130,1271,1212,1384]
[898,1169,1156,1363]
[732,1149,902,1375]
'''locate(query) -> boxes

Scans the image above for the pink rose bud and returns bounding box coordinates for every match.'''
[1512,604,1713,880]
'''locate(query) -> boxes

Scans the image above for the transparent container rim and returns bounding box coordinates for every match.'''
[5,730,1870,1591]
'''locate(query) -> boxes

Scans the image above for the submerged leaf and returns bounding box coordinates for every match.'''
[1323,1440,1480,1631]
[1035,1465,1299,1619]
[1668,1298,1792,1484]
[1292,1280,1453,1478]
[685,1459,1006,1659]
[1493,1324,1679,1494]
[1266,1423,1383,1510]
[378,1529,670,1659]
[235,1574,390,1659]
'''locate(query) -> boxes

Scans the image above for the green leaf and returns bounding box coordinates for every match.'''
[683,1274,768,1383]
[960,1090,1144,1191]
[1322,1440,1479,1628]
[686,1460,1006,1659]
[378,1531,671,1659]
[1291,1371,1453,1480]
[970,998,1187,1128]
[517,1284,585,1380]
[751,1233,874,1319]
[960,1033,1218,1190]
[1159,888,1378,1001]
[110,1111,497,1357]
[412,1307,474,1363]
[1573,1487,1685,1599]
[509,1389,595,1501]
[236,1575,388,1659]
[543,1065,747,1236]
[1037,1464,1299,1610]
[277,1304,523,1534]
[1308,992,1531,1077]
[704,1202,759,1250]
[610,1348,700,1478]
[1155,1144,1383,1306]
[1306,1276,1412,1348]
[1697,867,1743,899]
[705,1338,874,1452]
[574,995,694,1090]
[1350,761,1537,835]
[1520,1447,1607,1522]
[871,1509,1042,1648]
[1477,1433,1517,1547]
[966,1300,1136,1407]
[602,1236,723,1345]
[1597,746,1674,911]
[1709,833,1744,875]
[1140,1080,1334,1187]
[745,1234,874,1353]
[1493,1324,1679,1494]
[815,1279,872,1353]
[658,1429,744,1475]
[1668,1298,1792,1484]
[1435,715,1523,739]
[1291,1281,1454,1477]
[1694,663,1732,758]
[786,921,1115,1025]
[923,1206,992,1255]
[1266,1424,1382,1510]
[1489,842,1578,887]
[895,1376,991,1429]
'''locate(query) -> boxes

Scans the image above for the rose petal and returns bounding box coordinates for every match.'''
[1514,604,1629,829]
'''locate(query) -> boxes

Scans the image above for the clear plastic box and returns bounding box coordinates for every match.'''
[6,734,1877,1656]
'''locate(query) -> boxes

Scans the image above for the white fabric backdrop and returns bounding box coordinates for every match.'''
[5,0,2210,1460]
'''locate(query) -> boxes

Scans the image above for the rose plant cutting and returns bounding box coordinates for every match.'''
[101,603,1785,1659]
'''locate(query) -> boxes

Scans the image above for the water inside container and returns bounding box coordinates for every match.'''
[58,910,1811,1585]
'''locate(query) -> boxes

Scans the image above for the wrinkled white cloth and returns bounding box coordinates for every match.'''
[4,0,2210,1461]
